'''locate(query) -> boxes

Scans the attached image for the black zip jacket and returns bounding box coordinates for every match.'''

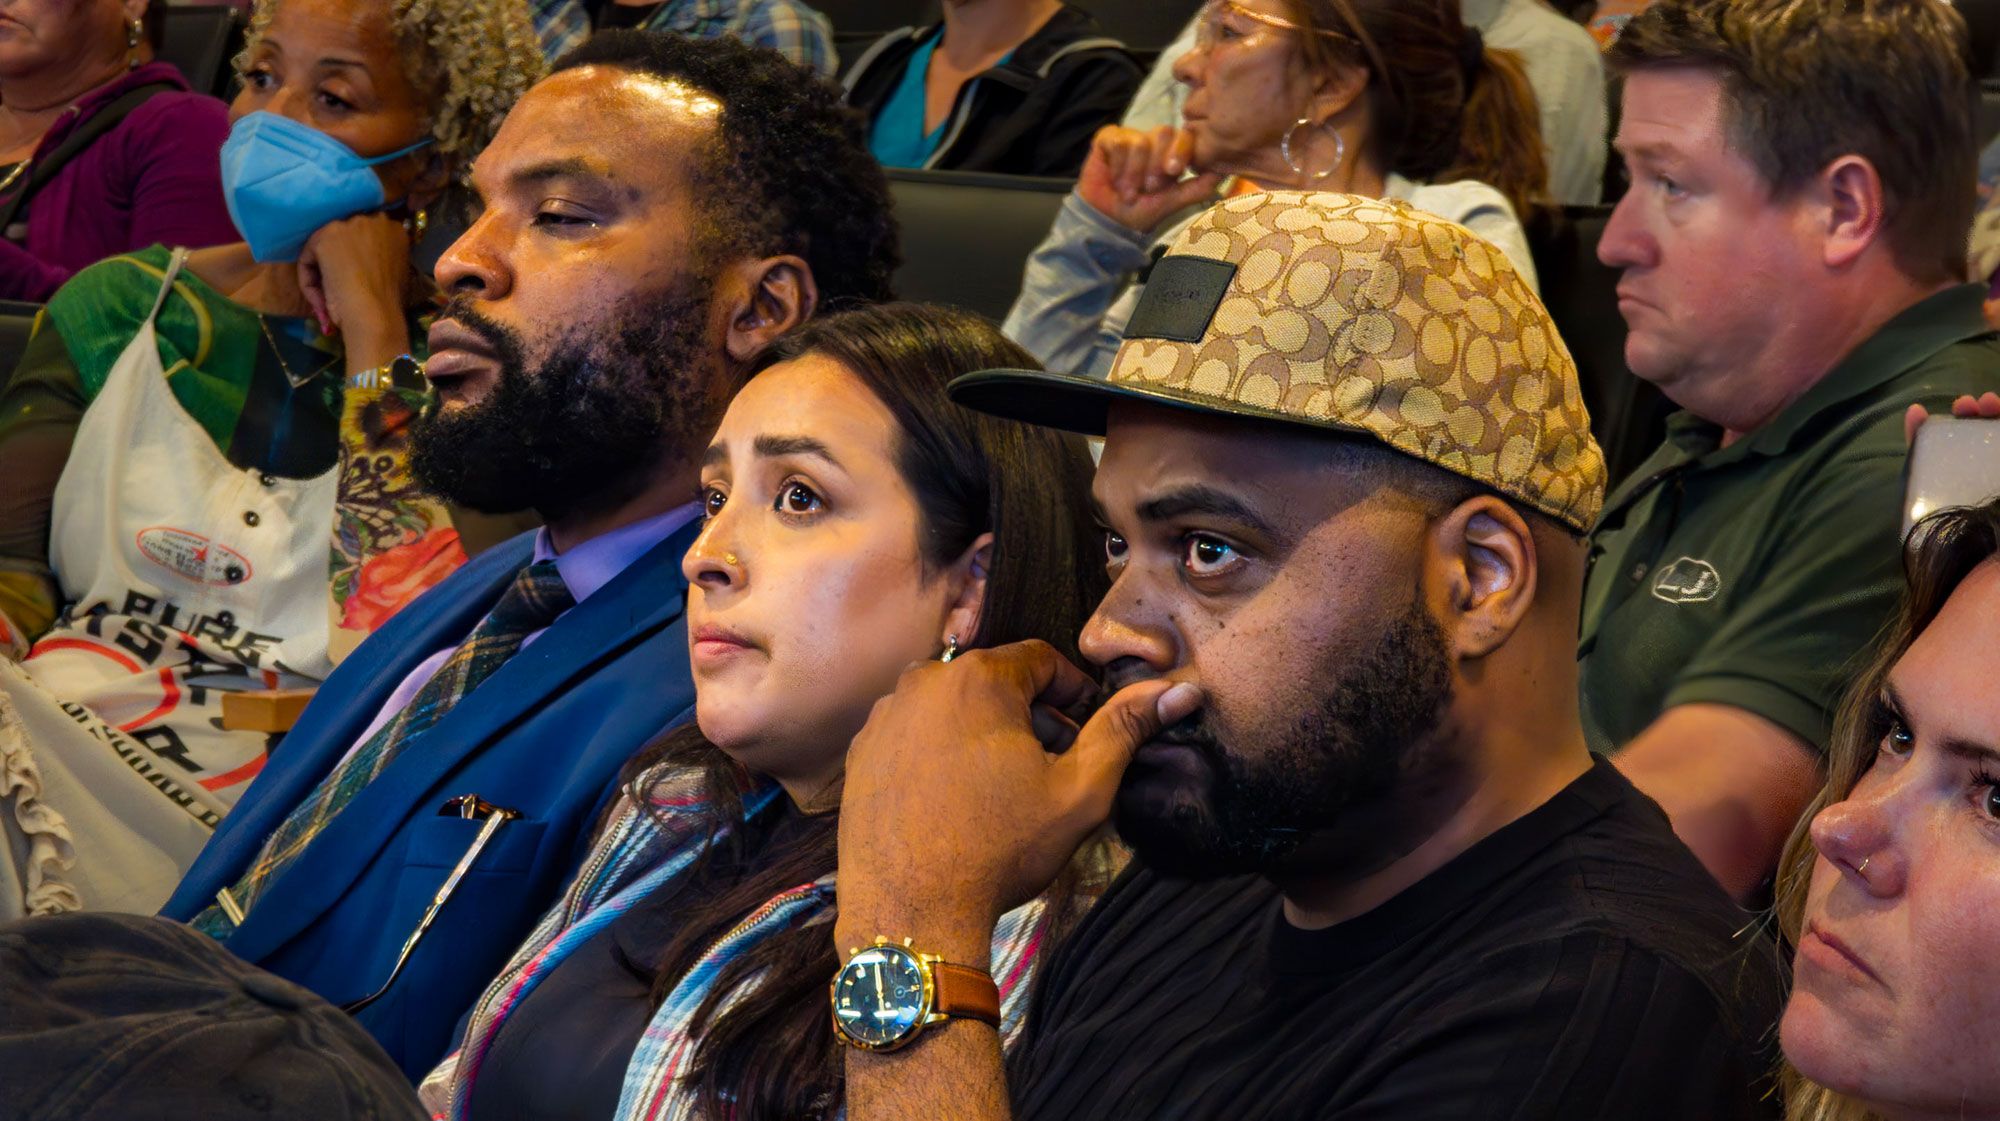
[842,5,1142,178]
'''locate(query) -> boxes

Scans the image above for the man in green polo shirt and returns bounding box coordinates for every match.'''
[1585,0,2000,899]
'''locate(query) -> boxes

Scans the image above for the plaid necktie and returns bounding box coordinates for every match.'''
[192,561,574,938]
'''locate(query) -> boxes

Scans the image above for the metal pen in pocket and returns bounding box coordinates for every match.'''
[341,793,520,1015]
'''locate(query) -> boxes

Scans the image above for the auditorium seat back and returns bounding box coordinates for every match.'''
[1961,0,2000,79]
[159,5,244,99]
[886,169,1070,324]
[825,0,1199,67]
[1073,0,1202,50]
[816,0,935,37]
[834,30,884,67]
[1980,81,2000,147]
[1529,206,1671,486]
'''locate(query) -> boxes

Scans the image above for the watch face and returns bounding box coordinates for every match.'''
[833,943,929,1047]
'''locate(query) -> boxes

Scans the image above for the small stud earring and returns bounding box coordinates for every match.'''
[940,634,960,663]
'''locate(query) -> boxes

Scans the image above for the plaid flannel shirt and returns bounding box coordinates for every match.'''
[418,763,1105,1121]
[530,0,835,75]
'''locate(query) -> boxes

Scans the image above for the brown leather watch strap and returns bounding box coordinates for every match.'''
[930,961,1001,1025]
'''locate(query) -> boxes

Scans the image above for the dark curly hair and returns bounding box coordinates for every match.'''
[553,30,900,309]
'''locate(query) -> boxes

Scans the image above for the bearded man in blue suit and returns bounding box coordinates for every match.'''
[161,32,898,1077]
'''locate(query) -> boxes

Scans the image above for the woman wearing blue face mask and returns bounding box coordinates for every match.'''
[0,0,544,916]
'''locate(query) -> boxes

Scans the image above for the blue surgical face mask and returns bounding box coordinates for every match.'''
[219,111,433,263]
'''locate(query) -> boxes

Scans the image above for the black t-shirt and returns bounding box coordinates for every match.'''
[1008,759,1783,1121]
[466,801,812,1121]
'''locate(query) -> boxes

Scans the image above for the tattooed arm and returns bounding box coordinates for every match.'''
[326,368,466,662]
[302,215,472,663]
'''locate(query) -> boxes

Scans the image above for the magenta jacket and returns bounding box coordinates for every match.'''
[0,62,237,302]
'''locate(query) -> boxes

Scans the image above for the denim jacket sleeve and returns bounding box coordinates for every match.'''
[1002,192,1159,381]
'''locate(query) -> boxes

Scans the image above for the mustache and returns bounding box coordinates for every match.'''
[435,296,529,367]
[1091,682,1223,759]
[1151,713,1227,784]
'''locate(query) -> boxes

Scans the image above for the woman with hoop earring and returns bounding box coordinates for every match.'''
[1004,0,1548,381]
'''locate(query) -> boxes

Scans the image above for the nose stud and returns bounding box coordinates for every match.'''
[724,553,739,566]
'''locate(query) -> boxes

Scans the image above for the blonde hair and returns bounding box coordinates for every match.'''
[238,0,547,168]
[1773,503,2000,1121]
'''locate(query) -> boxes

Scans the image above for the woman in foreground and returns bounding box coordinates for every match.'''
[422,303,1111,1121]
[1777,497,2000,1121]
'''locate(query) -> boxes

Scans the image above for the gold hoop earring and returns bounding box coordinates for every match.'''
[1280,117,1345,184]
[940,634,960,663]
[127,17,143,69]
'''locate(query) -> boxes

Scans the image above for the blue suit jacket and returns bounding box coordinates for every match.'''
[162,522,700,1077]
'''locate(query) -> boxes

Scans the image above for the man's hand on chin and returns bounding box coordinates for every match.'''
[832,639,1201,963]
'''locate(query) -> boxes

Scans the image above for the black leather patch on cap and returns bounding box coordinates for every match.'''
[1123,256,1237,343]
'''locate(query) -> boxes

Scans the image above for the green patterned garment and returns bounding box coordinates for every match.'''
[0,245,426,642]
[47,245,346,466]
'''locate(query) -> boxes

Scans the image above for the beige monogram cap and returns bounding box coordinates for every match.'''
[951,190,1607,531]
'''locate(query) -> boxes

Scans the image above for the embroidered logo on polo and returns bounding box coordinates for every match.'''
[136,527,253,587]
[1651,557,1722,604]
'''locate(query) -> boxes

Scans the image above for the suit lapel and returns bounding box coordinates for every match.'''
[224,522,698,964]
[177,537,532,913]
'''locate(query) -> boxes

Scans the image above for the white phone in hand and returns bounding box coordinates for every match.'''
[1905,417,2000,537]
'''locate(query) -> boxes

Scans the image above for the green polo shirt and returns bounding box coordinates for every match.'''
[1578,284,2000,754]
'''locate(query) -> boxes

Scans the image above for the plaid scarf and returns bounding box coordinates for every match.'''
[421,762,1070,1121]
[192,561,573,936]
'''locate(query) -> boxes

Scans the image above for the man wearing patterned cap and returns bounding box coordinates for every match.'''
[826,192,1779,1119]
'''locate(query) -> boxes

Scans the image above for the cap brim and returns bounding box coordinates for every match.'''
[949,368,1596,533]
[947,367,1378,440]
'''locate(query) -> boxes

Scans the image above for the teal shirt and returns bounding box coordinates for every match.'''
[869,32,948,168]
[1578,285,2000,753]
[868,34,1016,169]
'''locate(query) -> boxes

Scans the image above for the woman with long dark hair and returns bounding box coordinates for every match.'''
[419,303,1109,1121]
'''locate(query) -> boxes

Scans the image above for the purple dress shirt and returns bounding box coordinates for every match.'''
[0,62,237,302]
[338,503,703,765]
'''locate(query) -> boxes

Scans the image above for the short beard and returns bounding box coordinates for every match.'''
[409,283,713,522]
[1113,599,1455,879]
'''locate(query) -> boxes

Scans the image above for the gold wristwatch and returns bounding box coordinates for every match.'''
[346,354,425,391]
[830,936,1001,1052]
